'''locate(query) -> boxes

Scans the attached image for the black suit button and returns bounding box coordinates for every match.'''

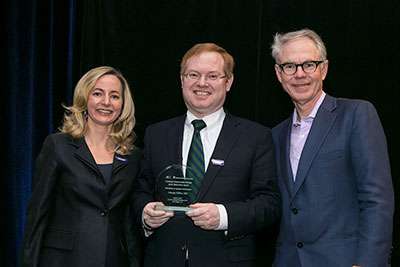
[291,208,298,214]
[297,242,303,248]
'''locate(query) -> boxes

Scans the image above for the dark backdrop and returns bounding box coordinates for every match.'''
[3,0,399,266]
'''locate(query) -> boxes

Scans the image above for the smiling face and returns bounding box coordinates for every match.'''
[86,74,123,129]
[181,51,233,117]
[275,37,328,111]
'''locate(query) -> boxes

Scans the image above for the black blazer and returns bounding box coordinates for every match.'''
[133,113,281,267]
[22,133,141,267]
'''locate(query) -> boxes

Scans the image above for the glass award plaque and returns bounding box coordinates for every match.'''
[156,164,194,212]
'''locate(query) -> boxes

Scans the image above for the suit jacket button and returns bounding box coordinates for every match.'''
[291,208,298,214]
[297,242,303,248]
[101,209,108,216]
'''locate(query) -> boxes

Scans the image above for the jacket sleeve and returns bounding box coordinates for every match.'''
[21,135,60,267]
[351,101,394,266]
[131,126,156,229]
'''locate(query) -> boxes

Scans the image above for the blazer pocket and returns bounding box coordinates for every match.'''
[315,149,344,163]
[43,228,76,250]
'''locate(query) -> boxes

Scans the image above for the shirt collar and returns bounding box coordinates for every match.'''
[186,108,225,129]
[292,91,326,125]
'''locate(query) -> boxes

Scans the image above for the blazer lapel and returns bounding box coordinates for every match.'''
[108,153,130,188]
[280,119,295,197]
[107,153,132,209]
[197,114,240,200]
[112,153,130,174]
[168,116,185,165]
[292,95,338,197]
[71,137,105,184]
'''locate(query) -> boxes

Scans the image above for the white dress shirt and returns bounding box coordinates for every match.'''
[183,108,228,230]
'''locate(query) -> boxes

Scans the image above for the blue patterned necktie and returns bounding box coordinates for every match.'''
[186,119,207,202]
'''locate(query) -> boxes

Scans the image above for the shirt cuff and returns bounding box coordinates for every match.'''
[142,210,153,237]
[215,204,228,230]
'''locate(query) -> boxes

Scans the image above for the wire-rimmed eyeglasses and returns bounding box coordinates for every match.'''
[276,60,325,75]
[183,71,226,82]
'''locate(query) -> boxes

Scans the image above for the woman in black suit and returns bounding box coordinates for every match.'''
[22,66,141,267]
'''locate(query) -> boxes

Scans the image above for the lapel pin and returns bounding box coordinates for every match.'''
[211,159,224,166]
[115,156,127,162]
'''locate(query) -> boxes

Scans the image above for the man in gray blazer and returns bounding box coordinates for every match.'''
[270,28,394,267]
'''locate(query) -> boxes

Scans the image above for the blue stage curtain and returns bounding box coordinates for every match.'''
[3,0,77,266]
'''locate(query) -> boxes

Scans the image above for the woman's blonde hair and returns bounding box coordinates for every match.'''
[60,66,136,155]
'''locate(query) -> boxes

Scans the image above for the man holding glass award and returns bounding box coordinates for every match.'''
[133,43,281,267]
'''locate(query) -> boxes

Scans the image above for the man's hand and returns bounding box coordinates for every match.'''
[186,203,220,230]
[143,202,174,229]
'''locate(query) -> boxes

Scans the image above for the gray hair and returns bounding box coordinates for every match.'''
[271,28,327,63]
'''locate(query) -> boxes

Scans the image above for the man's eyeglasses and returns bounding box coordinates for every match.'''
[276,60,325,75]
[183,71,226,82]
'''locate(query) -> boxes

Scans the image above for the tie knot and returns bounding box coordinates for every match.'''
[192,119,206,132]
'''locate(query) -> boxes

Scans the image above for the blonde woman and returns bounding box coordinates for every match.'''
[22,66,141,267]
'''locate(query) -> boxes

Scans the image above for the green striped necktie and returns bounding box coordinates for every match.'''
[186,119,207,202]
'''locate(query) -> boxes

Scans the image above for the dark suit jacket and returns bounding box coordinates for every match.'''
[272,95,394,267]
[133,113,281,267]
[22,133,141,267]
